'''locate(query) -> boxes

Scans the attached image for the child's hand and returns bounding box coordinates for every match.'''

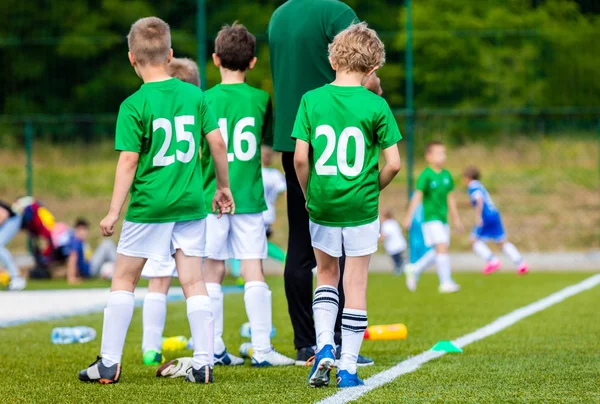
[100,212,119,237]
[213,188,235,218]
[403,217,412,230]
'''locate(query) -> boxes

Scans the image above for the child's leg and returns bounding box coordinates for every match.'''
[472,239,495,263]
[241,259,272,353]
[434,243,455,285]
[204,259,227,354]
[411,249,436,275]
[101,253,146,366]
[339,255,370,375]
[391,253,402,273]
[313,248,340,351]
[500,241,523,266]
[142,276,171,354]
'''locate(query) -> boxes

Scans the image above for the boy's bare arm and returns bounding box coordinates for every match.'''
[379,145,401,191]
[474,195,484,226]
[403,190,422,230]
[206,128,235,217]
[100,151,139,236]
[293,140,310,198]
[448,192,464,232]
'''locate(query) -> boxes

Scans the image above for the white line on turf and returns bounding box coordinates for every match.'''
[317,273,600,404]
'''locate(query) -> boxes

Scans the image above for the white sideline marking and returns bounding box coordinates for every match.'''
[317,274,600,404]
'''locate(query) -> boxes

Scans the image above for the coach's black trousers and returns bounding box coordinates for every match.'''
[282,152,345,350]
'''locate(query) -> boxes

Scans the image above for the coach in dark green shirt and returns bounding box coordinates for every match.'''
[268,0,373,366]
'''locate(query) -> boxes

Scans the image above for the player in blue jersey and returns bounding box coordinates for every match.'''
[463,166,528,275]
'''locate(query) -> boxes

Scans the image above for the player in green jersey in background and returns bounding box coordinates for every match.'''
[293,23,401,388]
[78,17,234,385]
[201,23,294,367]
[403,141,464,293]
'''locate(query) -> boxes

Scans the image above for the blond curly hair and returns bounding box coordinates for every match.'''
[328,22,385,73]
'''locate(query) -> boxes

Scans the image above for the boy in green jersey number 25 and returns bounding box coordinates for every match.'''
[201,24,294,367]
[403,141,464,293]
[293,23,401,388]
[79,17,234,385]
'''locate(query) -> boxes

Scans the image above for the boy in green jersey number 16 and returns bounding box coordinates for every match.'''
[403,141,464,293]
[78,17,234,385]
[293,23,401,388]
[201,24,294,367]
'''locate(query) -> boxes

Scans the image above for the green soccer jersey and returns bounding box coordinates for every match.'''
[268,0,358,152]
[291,85,402,227]
[201,83,271,214]
[416,167,455,224]
[115,78,218,223]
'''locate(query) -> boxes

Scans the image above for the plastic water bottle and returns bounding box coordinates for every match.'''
[240,322,276,338]
[51,326,96,344]
[363,324,407,341]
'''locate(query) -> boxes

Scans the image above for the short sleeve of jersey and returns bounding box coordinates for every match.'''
[328,7,358,41]
[200,96,219,136]
[416,170,429,192]
[115,101,143,152]
[468,185,482,205]
[262,95,274,147]
[376,102,402,149]
[291,96,310,143]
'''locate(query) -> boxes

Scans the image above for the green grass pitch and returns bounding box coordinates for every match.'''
[0,272,598,403]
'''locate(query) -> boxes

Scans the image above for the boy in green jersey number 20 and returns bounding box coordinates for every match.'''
[403,141,464,293]
[293,23,401,388]
[201,24,294,367]
[79,17,234,385]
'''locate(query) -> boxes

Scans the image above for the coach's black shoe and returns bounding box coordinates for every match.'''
[184,364,214,384]
[335,345,374,367]
[79,356,121,384]
[295,346,316,366]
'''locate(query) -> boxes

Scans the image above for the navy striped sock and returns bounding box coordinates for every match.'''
[313,285,339,351]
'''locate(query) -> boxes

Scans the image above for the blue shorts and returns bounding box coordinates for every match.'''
[471,214,506,243]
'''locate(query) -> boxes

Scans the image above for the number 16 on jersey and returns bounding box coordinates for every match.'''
[218,118,258,162]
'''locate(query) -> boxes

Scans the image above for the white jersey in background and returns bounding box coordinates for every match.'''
[381,219,407,255]
[262,167,287,227]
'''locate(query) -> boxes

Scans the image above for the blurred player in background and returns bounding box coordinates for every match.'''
[463,166,528,275]
[380,209,407,275]
[138,57,202,367]
[404,141,463,293]
[0,200,25,290]
[78,17,234,385]
[293,23,401,388]
[201,23,294,367]
[261,146,287,263]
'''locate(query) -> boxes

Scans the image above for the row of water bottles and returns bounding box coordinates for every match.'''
[51,326,96,344]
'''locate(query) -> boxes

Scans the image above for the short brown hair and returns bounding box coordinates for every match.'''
[215,23,256,71]
[127,17,171,66]
[328,22,386,73]
[425,141,445,154]
[463,166,481,180]
[168,58,200,87]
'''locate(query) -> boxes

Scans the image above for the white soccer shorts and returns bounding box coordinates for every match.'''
[205,213,267,260]
[309,219,380,258]
[117,219,207,262]
[141,257,177,279]
[422,220,451,247]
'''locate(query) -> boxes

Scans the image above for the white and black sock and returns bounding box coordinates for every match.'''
[206,283,225,354]
[101,291,135,366]
[187,295,214,369]
[473,240,495,262]
[339,308,368,374]
[142,292,167,353]
[312,285,339,352]
[244,281,272,354]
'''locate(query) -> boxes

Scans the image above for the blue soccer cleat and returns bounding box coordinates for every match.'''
[336,369,364,388]
[308,344,336,388]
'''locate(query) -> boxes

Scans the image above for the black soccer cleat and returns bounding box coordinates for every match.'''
[184,364,214,384]
[79,356,121,384]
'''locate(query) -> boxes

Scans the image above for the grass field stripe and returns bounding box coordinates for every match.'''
[317,273,600,404]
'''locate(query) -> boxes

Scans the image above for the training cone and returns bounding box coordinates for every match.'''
[431,340,463,353]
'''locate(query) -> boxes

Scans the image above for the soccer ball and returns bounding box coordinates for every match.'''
[99,262,115,280]
[0,271,10,288]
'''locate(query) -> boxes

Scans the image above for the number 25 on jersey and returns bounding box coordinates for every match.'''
[152,116,196,167]
[315,125,365,177]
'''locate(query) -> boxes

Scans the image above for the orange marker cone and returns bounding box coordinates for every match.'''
[364,324,407,340]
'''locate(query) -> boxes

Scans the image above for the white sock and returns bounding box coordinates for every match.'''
[473,241,495,262]
[244,281,272,354]
[436,253,453,285]
[100,291,135,366]
[187,295,214,369]
[142,292,167,353]
[503,242,523,266]
[413,249,436,275]
[206,283,225,354]
[312,285,339,351]
[339,308,368,374]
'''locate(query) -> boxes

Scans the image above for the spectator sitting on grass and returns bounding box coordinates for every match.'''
[67,218,116,284]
